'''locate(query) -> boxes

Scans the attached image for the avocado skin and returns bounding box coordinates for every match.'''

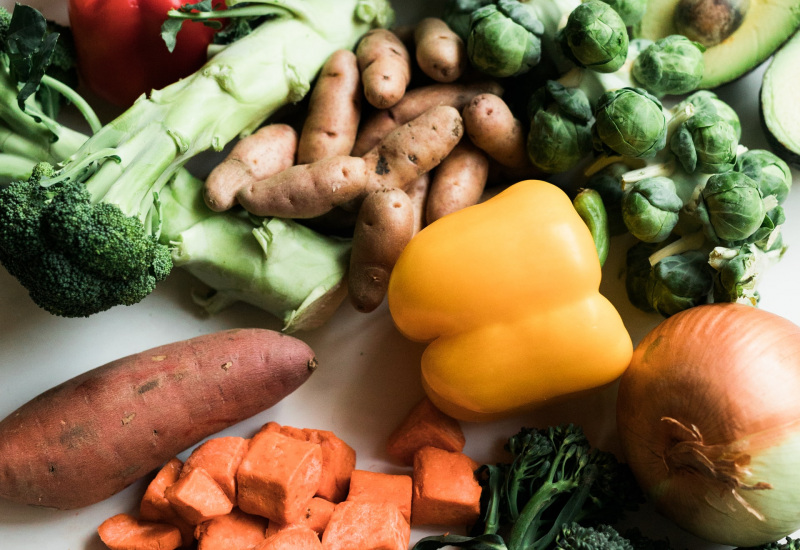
[635,0,800,89]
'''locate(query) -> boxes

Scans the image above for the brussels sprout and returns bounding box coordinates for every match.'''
[647,250,714,316]
[585,163,629,235]
[467,0,545,77]
[697,170,766,243]
[710,246,761,305]
[731,205,785,250]
[526,80,593,173]
[674,90,741,140]
[443,0,493,40]
[602,0,648,26]
[625,240,659,313]
[622,176,683,242]
[558,0,629,73]
[735,149,793,204]
[593,88,667,158]
[670,112,738,174]
[632,35,705,97]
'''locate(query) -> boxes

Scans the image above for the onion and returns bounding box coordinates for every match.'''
[616,303,800,547]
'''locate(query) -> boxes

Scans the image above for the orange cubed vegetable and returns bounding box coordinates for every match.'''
[345,469,412,523]
[97,513,182,550]
[264,497,335,538]
[303,428,356,502]
[255,526,323,549]
[386,397,466,465]
[194,507,268,550]
[254,422,355,503]
[237,430,323,524]
[321,501,410,550]
[411,446,481,527]
[181,436,249,505]
[164,467,233,525]
[139,458,183,522]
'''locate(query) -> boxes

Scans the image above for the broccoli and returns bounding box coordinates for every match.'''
[554,522,634,549]
[737,537,800,550]
[412,424,644,550]
[0,158,173,317]
[0,1,391,319]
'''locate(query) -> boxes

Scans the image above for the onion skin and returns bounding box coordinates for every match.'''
[616,303,800,547]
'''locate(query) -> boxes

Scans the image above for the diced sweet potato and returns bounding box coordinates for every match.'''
[98,513,183,550]
[237,430,323,524]
[194,507,268,550]
[345,470,412,523]
[181,436,249,505]
[254,422,355,503]
[164,467,234,525]
[255,526,323,549]
[264,497,335,538]
[411,446,481,527]
[386,397,466,465]
[321,501,410,550]
[139,458,183,522]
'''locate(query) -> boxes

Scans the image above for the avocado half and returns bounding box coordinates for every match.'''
[761,30,800,168]
[634,0,800,89]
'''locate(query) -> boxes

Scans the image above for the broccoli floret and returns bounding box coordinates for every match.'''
[0,7,10,43]
[555,523,634,550]
[737,537,800,550]
[0,163,171,317]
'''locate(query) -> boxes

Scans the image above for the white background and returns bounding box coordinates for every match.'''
[1,1,799,549]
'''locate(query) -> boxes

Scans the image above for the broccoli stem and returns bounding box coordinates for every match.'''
[39,74,102,133]
[0,152,35,182]
[0,70,88,163]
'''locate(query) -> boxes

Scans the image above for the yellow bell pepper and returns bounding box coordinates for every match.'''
[387,180,633,421]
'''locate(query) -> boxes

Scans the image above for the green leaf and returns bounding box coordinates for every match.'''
[5,4,58,109]
[160,18,185,53]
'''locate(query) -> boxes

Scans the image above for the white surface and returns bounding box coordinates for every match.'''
[1,1,799,549]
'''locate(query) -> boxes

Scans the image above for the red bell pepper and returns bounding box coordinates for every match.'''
[68,0,222,107]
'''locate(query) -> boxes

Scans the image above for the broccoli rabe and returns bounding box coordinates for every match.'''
[412,424,644,550]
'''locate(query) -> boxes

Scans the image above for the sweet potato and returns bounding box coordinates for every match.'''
[264,496,335,537]
[235,156,370,219]
[356,29,412,109]
[385,397,466,466]
[237,430,323,524]
[255,422,356,503]
[411,446,481,527]
[348,188,415,313]
[414,17,467,83]
[98,513,183,550]
[0,329,317,509]
[256,526,323,550]
[346,470,412,523]
[321,501,410,550]
[361,105,464,197]
[204,124,298,212]
[426,139,489,224]
[351,81,503,156]
[194,507,268,550]
[298,50,362,164]
[165,467,234,525]
[140,458,184,523]
[180,436,249,506]
[463,93,530,169]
